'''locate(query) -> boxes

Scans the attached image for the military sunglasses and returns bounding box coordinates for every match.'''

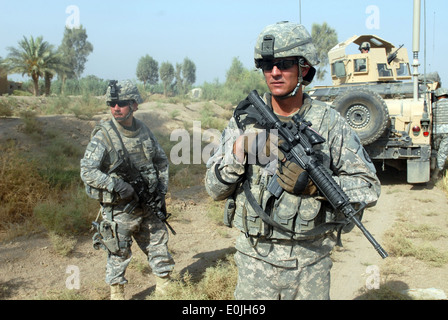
[107,100,133,107]
[261,59,299,71]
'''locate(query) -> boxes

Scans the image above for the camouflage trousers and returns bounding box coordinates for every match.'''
[102,206,175,285]
[233,247,332,300]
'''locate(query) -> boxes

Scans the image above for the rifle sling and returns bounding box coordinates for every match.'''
[242,180,345,240]
[101,120,136,220]
[109,120,131,161]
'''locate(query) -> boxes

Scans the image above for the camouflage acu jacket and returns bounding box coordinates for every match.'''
[80,117,169,205]
[205,93,381,243]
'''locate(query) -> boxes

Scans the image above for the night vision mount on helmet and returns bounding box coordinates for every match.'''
[106,80,143,104]
[106,80,143,122]
[254,21,320,89]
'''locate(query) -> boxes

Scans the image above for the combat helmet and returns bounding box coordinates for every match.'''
[359,42,371,52]
[254,21,320,88]
[435,88,448,98]
[106,80,143,105]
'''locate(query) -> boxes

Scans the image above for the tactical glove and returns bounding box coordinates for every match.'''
[113,178,135,199]
[155,193,168,220]
[276,161,317,195]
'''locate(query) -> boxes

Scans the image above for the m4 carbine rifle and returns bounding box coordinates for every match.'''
[234,90,387,259]
[109,157,176,235]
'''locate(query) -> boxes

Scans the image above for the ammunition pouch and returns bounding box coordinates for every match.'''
[232,178,343,241]
[85,185,116,204]
[223,197,236,227]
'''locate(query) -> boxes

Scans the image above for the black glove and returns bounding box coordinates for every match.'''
[155,193,168,220]
[113,178,135,199]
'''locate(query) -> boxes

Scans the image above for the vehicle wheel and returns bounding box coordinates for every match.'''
[332,88,389,145]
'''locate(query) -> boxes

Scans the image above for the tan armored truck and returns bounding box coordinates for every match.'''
[310,35,443,183]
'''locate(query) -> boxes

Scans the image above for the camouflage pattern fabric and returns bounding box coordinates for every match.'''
[104,206,174,285]
[435,88,448,99]
[437,136,448,169]
[80,116,174,285]
[106,79,144,104]
[253,21,320,67]
[234,239,333,300]
[433,97,448,169]
[253,21,319,87]
[205,93,381,300]
[433,98,448,136]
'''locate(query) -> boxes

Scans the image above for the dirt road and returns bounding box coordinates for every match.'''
[1,98,447,300]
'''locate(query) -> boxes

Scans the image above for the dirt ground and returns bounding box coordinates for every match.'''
[0,97,447,300]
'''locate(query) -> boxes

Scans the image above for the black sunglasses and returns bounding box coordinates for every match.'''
[107,100,132,107]
[261,59,299,71]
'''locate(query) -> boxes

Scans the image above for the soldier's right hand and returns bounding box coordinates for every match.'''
[113,179,135,199]
[233,132,283,164]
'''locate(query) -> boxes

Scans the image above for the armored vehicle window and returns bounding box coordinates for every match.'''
[377,63,393,78]
[396,63,410,77]
[354,58,368,73]
[332,61,346,78]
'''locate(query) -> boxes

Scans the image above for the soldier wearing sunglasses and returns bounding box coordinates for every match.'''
[205,22,381,300]
[80,80,174,299]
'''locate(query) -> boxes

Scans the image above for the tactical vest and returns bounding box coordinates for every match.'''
[230,99,340,241]
[84,118,160,204]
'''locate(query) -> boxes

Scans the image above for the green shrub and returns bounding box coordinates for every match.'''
[38,135,84,188]
[19,110,42,134]
[0,100,13,117]
[200,103,227,130]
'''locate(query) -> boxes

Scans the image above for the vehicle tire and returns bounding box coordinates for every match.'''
[332,88,389,145]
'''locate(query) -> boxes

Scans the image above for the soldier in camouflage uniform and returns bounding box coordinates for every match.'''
[205,22,381,300]
[433,88,448,175]
[80,80,174,300]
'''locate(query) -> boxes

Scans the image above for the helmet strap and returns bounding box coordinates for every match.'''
[272,59,304,100]
[112,103,134,122]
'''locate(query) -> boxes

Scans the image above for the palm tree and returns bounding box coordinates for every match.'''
[3,36,61,96]
[42,50,67,96]
[311,22,338,81]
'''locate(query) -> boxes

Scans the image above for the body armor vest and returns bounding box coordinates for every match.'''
[85,118,160,203]
[231,99,338,241]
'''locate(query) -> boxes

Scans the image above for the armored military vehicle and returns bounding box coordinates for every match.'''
[310,34,442,183]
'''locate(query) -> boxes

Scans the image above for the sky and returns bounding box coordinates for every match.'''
[1,0,447,87]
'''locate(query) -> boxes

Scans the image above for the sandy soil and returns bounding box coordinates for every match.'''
[0,97,447,300]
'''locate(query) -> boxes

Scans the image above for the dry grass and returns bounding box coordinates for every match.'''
[148,254,237,300]
[0,143,50,231]
[383,221,448,267]
[0,132,97,242]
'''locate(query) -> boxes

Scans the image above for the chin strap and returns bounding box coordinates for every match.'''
[274,82,301,100]
[272,59,305,100]
[113,104,134,122]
